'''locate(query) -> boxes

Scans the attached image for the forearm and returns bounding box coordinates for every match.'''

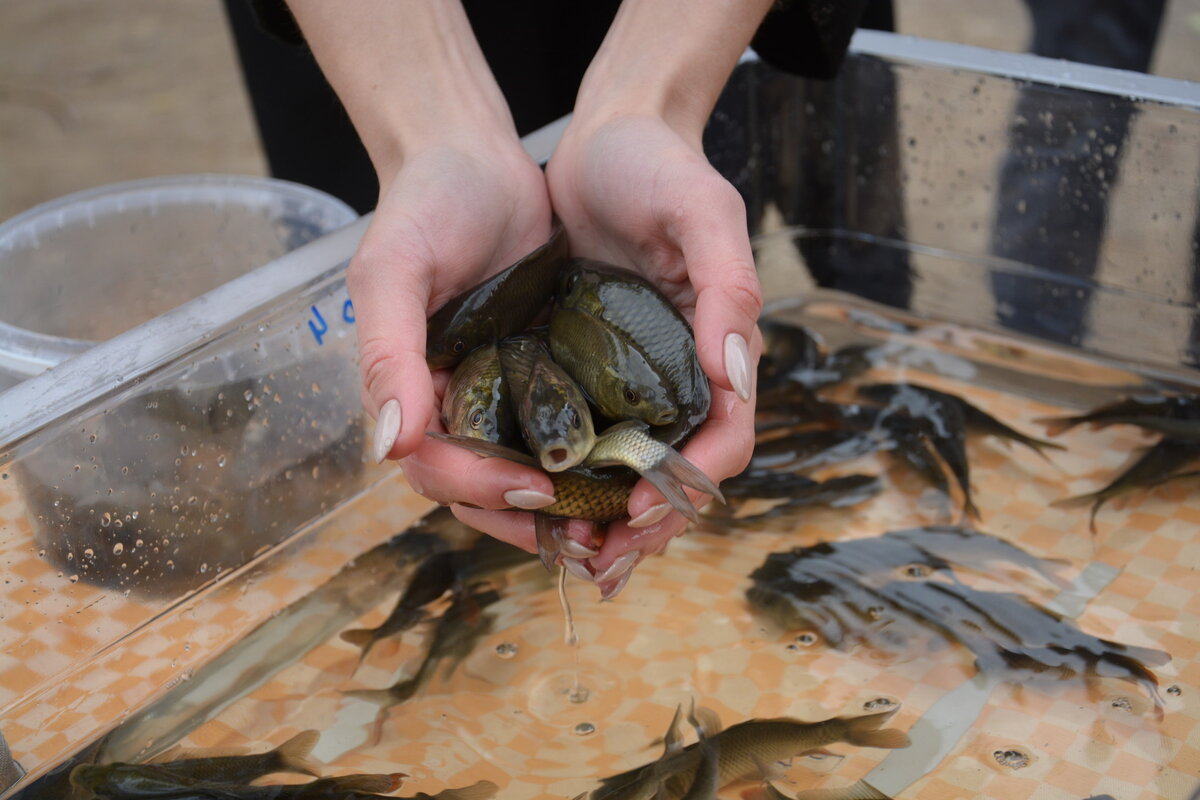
[286,1,521,178]
[574,0,775,137]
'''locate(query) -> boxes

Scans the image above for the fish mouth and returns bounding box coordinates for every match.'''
[649,407,678,425]
[540,444,581,472]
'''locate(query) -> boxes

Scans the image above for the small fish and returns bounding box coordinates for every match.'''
[346,586,501,707]
[498,333,595,472]
[441,344,518,444]
[549,305,677,426]
[705,475,881,531]
[749,429,881,472]
[863,382,1062,459]
[425,223,567,369]
[1039,393,1200,439]
[557,260,710,448]
[878,416,951,501]
[71,731,321,795]
[1053,437,1200,532]
[91,771,411,799]
[676,704,722,800]
[757,319,824,391]
[340,535,534,662]
[860,383,978,520]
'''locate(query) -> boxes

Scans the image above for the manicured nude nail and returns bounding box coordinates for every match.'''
[724,332,751,402]
[562,557,594,581]
[503,489,556,509]
[629,503,671,529]
[372,399,401,463]
[594,549,640,584]
[560,539,600,558]
[599,569,633,601]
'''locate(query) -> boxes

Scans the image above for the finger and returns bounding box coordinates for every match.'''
[402,437,556,511]
[449,506,598,557]
[671,174,763,403]
[585,511,688,601]
[347,220,438,463]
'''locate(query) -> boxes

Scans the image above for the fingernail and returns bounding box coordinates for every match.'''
[599,568,633,601]
[503,489,556,509]
[724,332,751,402]
[594,549,640,584]
[560,539,601,558]
[629,503,671,529]
[562,557,594,581]
[372,399,401,463]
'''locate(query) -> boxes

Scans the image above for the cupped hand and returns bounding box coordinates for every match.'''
[350,140,561,551]
[544,113,764,595]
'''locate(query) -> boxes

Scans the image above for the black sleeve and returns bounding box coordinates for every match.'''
[751,0,878,79]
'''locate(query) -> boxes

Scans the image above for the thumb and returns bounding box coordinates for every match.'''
[347,229,437,463]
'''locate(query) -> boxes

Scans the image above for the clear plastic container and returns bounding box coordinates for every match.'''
[0,174,357,391]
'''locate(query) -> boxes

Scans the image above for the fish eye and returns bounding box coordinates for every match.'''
[623,387,640,405]
[452,340,466,354]
[470,409,484,429]
[570,410,581,429]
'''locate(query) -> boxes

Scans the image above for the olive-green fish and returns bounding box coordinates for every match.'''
[594,709,908,800]
[548,305,677,425]
[1039,393,1200,439]
[441,344,518,444]
[496,332,595,471]
[70,731,321,796]
[425,223,567,369]
[556,260,710,447]
[1053,437,1200,532]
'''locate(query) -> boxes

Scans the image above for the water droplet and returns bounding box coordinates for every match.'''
[863,697,897,711]
[866,606,885,620]
[243,389,254,401]
[993,749,1030,769]
[100,512,112,528]
[1110,697,1133,712]
[786,643,800,652]
[903,563,931,578]
[568,685,590,704]
[217,456,226,468]
[36,549,45,558]
[68,575,79,583]
[795,632,818,646]
[83,548,95,558]
[495,642,518,658]
[112,542,124,555]
[1166,685,1182,696]
[574,722,596,736]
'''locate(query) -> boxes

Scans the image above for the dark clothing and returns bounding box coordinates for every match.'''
[222,1,876,214]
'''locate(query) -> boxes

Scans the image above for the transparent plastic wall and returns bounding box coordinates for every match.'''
[707,34,1200,371]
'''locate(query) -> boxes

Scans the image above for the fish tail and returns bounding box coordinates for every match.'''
[272,729,322,777]
[636,446,724,523]
[843,709,910,749]
[424,779,501,800]
[343,682,412,705]
[1014,432,1067,460]
[961,494,982,523]
[1051,491,1111,534]
[328,773,407,793]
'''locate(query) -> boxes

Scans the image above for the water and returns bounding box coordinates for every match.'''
[16,303,1199,800]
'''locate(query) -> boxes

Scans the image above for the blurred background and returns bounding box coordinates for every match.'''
[3,0,1200,222]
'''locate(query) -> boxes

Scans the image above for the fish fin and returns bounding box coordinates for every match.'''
[842,709,910,749]
[688,703,722,737]
[534,513,568,572]
[427,779,500,800]
[661,704,686,757]
[1051,491,1110,534]
[272,729,322,778]
[750,754,787,781]
[146,745,185,763]
[426,432,539,468]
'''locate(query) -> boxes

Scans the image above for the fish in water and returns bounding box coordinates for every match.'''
[425,223,567,369]
[593,709,908,800]
[744,780,892,800]
[70,731,322,796]
[746,532,1169,712]
[340,534,534,662]
[1053,437,1200,532]
[346,585,501,707]
[1039,392,1200,440]
[72,766,401,798]
[85,775,495,800]
[860,382,1063,460]
[858,383,979,520]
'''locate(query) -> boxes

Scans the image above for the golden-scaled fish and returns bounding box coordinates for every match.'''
[441,343,517,444]
[548,305,677,426]
[425,223,567,369]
